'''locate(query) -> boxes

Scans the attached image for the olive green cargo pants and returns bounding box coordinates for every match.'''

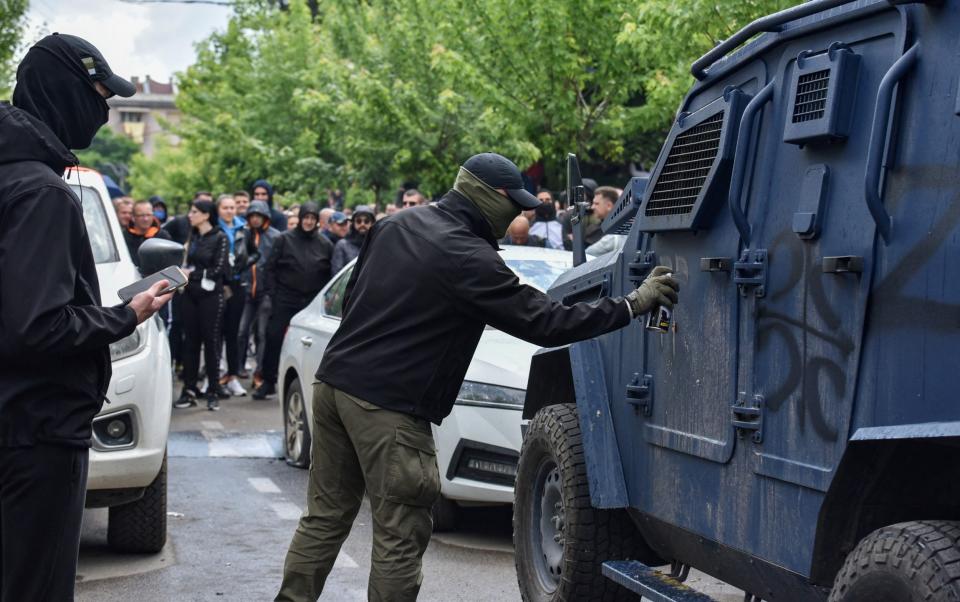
[275,382,441,602]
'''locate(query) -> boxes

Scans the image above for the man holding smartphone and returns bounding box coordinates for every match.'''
[0,34,172,600]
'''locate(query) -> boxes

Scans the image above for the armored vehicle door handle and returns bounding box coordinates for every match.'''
[300,336,313,347]
[729,80,775,247]
[865,42,920,244]
[700,257,732,272]
[822,256,863,274]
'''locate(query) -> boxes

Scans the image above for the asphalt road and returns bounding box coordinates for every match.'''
[76,383,742,601]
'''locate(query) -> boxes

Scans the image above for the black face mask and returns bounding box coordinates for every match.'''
[13,45,109,150]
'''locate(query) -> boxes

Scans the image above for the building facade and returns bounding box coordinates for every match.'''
[106,76,180,158]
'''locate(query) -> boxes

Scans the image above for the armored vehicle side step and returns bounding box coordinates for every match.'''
[602,561,717,602]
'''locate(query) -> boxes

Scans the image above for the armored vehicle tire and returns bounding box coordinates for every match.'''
[284,377,311,468]
[830,521,960,602]
[514,403,658,602]
[107,453,167,553]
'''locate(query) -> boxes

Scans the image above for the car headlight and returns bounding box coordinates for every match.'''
[110,324,147,361]
[456,381,525,410]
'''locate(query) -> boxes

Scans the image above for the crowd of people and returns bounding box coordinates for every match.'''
[111,176,623,413]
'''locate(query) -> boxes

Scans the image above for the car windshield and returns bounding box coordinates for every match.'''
[504,258,570,292]
[69,185,120,264]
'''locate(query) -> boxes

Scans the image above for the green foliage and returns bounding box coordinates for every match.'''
[131,0,799,205]
[75,127,141,191]
[0,0,28,98]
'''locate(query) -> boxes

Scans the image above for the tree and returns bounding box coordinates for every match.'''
[0,0,28,99]
[76,127,141,191]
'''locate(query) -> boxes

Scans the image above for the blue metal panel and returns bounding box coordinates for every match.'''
[569,339,629,508]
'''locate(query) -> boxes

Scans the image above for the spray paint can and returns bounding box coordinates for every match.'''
[645,305,672,333]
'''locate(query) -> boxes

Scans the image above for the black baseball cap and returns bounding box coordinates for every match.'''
[37,33,136,98]
[462,153,540,209]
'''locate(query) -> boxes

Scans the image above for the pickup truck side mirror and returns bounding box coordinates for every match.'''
[138,238,185,275]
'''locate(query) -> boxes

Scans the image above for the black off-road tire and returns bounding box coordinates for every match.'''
[830,521,960,602]
[432,495,459,532]
[514,403,661,602]
[284,376,311,468]
[108,454,168,553]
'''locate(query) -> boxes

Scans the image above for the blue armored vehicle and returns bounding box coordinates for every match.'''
[513,1,960,600]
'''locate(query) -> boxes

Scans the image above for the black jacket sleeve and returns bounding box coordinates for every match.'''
[262,233,284,296]
[0,186,137,359]
[450,245,630,348]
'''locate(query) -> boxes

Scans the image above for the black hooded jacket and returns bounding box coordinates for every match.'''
[0,102,138,447]
[262,202,334,305]
[316,191,630,424]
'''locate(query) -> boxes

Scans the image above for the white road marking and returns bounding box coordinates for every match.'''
[201,420,224,430]
[271,502,303,520]
[334,551,359,569]
[248,477,281,494]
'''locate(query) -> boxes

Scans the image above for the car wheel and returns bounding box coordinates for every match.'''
[432,495,459,532]
[513,403,660,602]
[284,376,311,468]
[830,521,960,601]
[108,452,167,553]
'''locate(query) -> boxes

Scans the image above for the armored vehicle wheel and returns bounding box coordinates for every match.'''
[108,453,167,553]
[284,377,311,468]
[514,403,658,602]
[830,521,960,602]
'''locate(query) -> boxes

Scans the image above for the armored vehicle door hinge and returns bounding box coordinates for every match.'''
[628,252,657,287]
[732,393,764,443]
[733,249,767,297]
[626,373,653,416]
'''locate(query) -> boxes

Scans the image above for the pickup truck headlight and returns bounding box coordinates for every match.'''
[456,381,525,410]
[110,324,147,361]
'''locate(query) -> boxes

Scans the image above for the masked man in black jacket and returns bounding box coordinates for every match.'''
[254,202,334,400]
[275,153,679,601]
[0,34,172,600]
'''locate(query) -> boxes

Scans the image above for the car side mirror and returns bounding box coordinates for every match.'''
[138,238,184,275]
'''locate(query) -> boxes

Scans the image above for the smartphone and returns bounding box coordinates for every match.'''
[118,266,188,304]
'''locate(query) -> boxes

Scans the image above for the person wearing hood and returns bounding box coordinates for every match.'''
[251,179,288,232]
[0,33,172,600]
[253,202,334,399]
[238,200,280,390]
[150,195,170,224]
[331,205,375,275]
[124,199,171,268]
[274,153,679,601]
[216,194,249,396]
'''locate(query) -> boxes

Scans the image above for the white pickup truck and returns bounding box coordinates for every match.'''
[63,167,172,553]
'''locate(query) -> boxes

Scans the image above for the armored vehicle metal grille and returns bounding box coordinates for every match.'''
[645,112,725,217]
[791,69,830,123]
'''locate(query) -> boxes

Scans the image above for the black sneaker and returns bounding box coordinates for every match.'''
[251,382,276,400]
[214,384,231,400]
[207,396,220,411]
[174,388,198,409]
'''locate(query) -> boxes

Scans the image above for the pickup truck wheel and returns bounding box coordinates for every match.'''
[830,521,960,602]
[432,495,459,532]
[514,403,654,602]
[284,377,311,468]
[108,453,167,553]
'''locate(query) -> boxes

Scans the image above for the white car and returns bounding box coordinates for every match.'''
[278,245,571,529]
[64,167,173,552]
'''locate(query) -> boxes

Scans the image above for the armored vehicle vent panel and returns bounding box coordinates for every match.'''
[645,113,724,217]
[602,177,649,236]
[792,69,830,123]
[637,89,747,232]
[783,45,860,145]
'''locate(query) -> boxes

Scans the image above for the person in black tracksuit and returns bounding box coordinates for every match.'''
[175,200,231,411]
[253,202,334,399]
[0,34,171,601]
